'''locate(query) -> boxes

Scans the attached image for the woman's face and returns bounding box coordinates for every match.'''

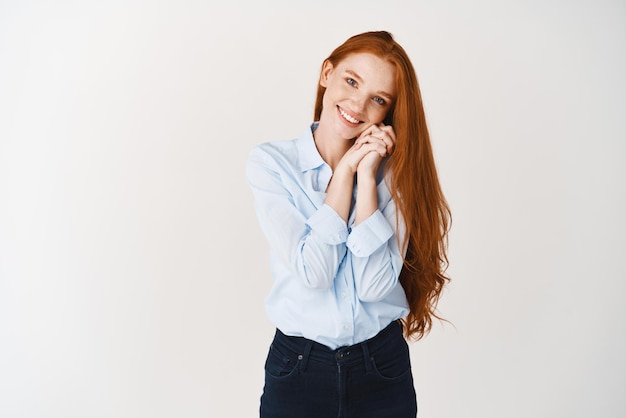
[319,52,396,140]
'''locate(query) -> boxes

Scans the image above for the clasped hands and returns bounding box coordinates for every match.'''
[338,124,396,176]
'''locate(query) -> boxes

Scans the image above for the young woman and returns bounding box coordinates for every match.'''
[246,31,450,418]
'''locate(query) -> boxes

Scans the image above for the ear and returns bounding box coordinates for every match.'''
[319,60,334,88]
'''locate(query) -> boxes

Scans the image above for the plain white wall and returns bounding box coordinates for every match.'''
[1,1,625,417]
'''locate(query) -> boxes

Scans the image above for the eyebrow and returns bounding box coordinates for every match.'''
[345,70,395,101]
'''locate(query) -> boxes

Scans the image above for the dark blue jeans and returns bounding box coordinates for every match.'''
[260,321,418,418]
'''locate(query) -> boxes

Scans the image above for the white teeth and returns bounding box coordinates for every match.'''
[339,108,360,124]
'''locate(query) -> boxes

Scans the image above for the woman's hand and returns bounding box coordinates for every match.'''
[335,124,396,176]
[327,124,396,223]
[354,124,396,177]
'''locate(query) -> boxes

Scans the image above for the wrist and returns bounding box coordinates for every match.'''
[356,170,377,189]
[356,173,376,186]
[335,161,357,176]
[356,165,378,180]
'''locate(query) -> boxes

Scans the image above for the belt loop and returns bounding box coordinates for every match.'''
[361,342,373,373]
[299,341,313,372]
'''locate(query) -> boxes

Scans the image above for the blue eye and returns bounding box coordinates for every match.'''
[373,97,386,105]
[346,78,357,87]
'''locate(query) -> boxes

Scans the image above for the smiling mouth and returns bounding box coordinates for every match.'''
[338,106,362,124]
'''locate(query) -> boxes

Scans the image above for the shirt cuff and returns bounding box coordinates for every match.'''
[306,204,349,245]
[347,210,394,257]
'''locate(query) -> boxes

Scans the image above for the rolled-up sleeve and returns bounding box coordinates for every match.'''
[346,209,393,257]
[246,146,348,290]
[306,204,349,245]
[348,182,407,303]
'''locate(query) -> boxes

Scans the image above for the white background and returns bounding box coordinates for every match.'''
[1,1,625,417]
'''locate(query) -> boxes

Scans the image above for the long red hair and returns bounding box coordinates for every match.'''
[314,31,451,340]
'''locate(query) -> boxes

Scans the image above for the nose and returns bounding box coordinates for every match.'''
[351,92,367,113]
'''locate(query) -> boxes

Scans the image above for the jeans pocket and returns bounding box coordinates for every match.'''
[370,351,412,381]
[265,343,300,379]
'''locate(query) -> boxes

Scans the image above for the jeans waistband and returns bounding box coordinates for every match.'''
[274,320,404,368]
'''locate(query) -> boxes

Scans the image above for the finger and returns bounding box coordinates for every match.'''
[358,125,392,146]
[378,125,396,143]
[361,141,388,158]
[377,125,396,147]
[376,133,394,154]
[355,136,378,150]
[359,125,384,140]
[358,134,392,157]
[367,132,394,155]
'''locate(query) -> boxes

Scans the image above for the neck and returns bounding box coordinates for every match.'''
[313,122,353,171]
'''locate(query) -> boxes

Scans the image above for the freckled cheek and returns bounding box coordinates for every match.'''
[367,104,389,123]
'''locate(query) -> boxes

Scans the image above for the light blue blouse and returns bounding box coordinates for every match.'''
[246,123,409,349]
